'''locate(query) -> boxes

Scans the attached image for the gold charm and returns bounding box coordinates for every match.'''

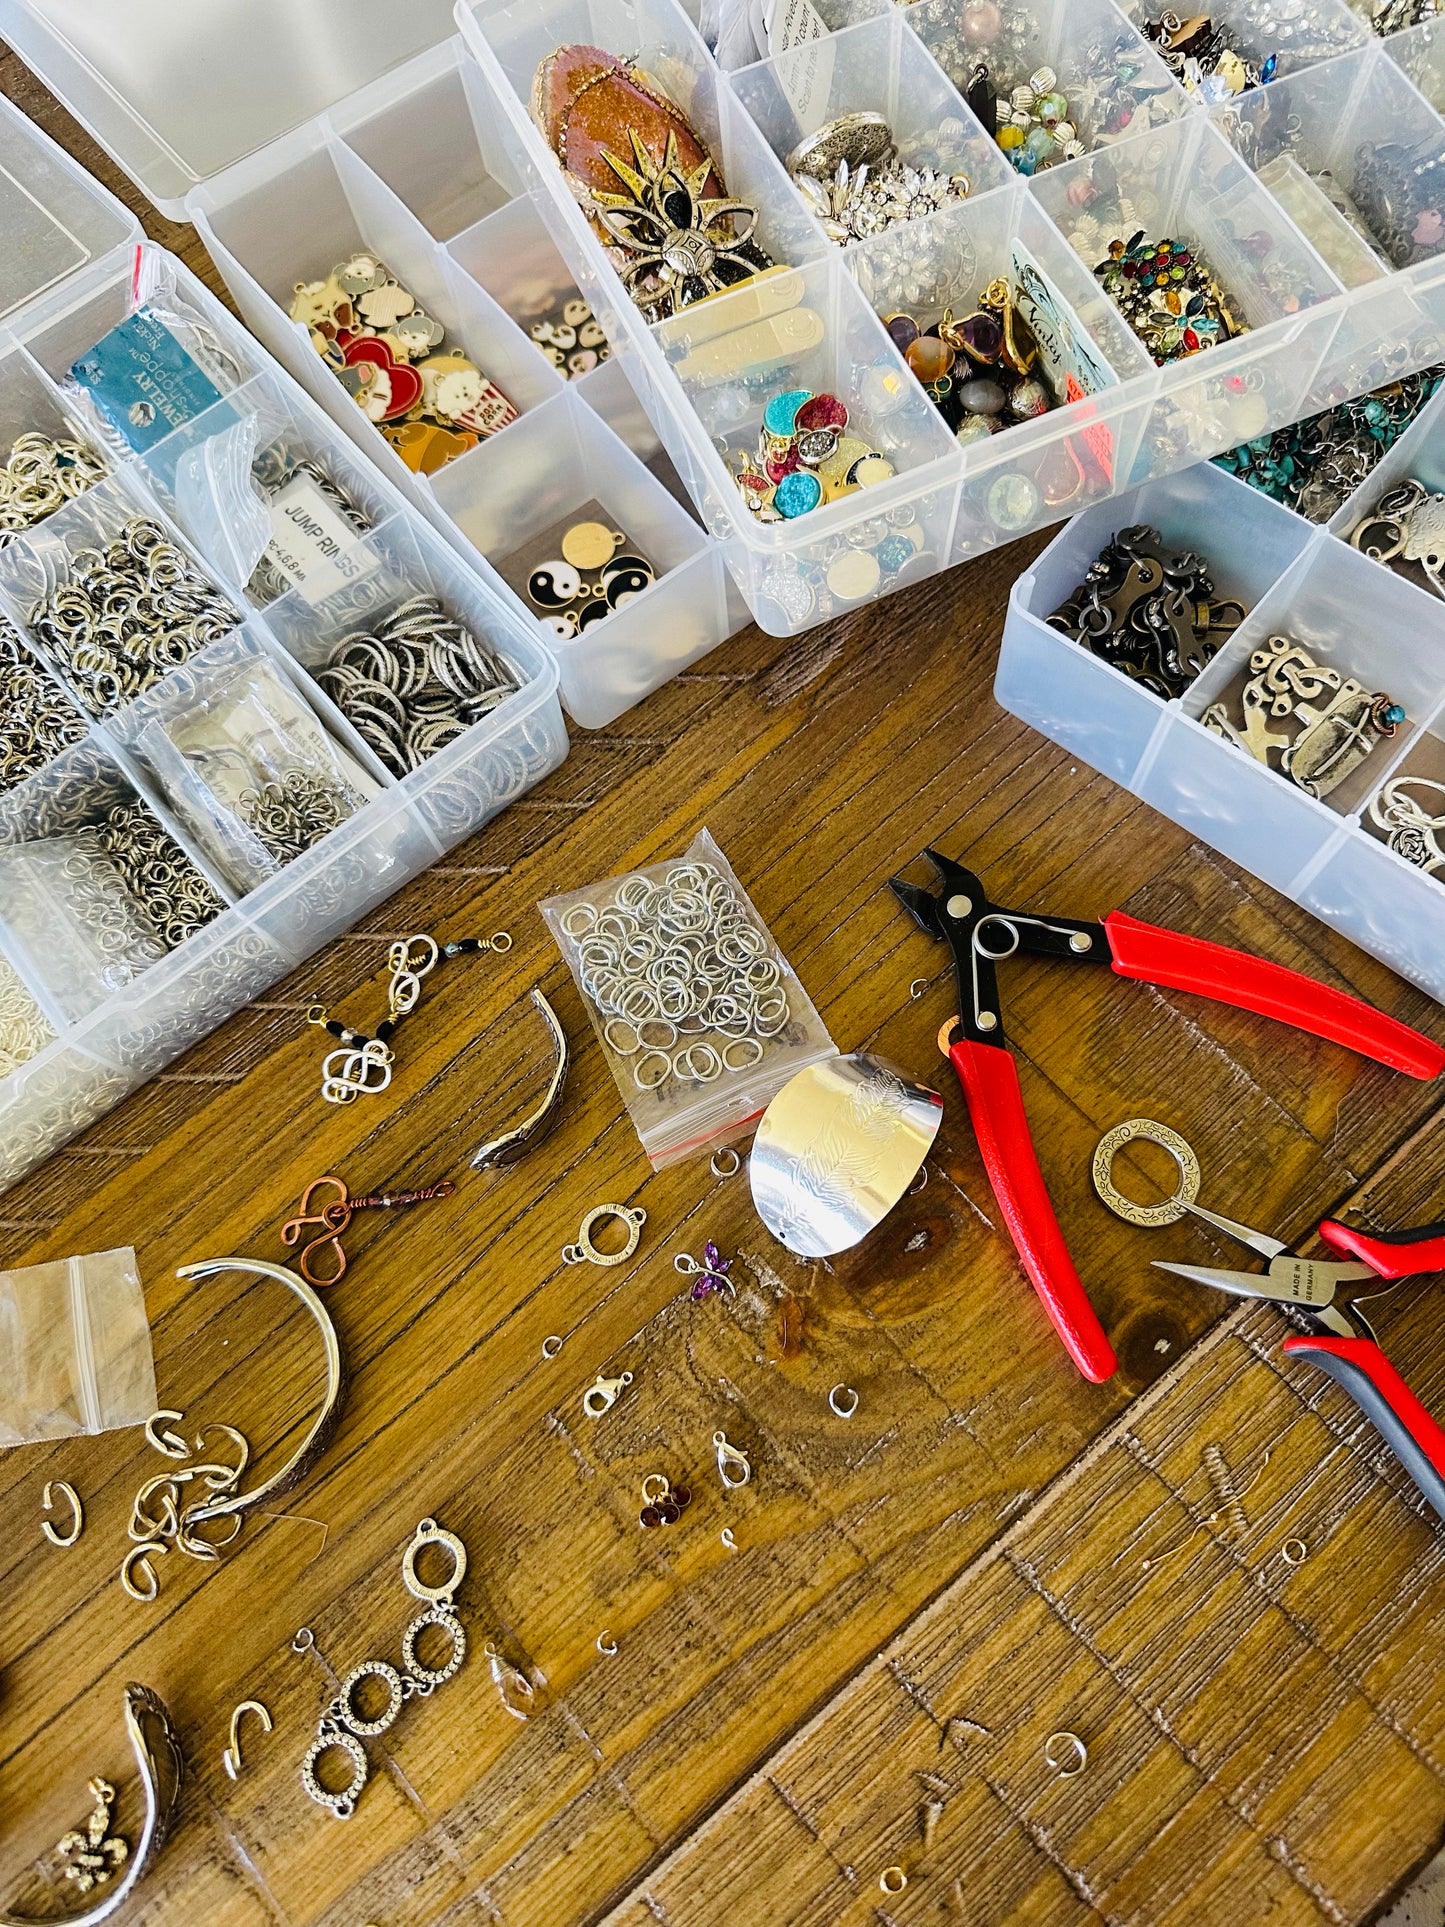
[55,1778,129,1894]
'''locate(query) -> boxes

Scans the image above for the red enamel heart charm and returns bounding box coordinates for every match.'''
[343,336,423,421]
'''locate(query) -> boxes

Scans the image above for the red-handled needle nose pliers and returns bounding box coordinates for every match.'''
[889,848,1445,1384]
[1156,1211,1445,1519]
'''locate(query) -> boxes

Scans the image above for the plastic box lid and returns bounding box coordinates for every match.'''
[0,0,459,219]
[0,86,138,315]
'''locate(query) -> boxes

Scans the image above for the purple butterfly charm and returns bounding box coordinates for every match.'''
[686,1241,734,1301]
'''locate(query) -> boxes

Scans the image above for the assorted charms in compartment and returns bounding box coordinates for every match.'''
[1203,632,1405,798]
[1048,523,1244,698]
[787,113,972,245]
[1094,231,1245,365]
[532,45,775,320]
[290,252,518,474]
[1142,11,1278,98]
[1348,478,1445,599]
[520,518,657,636]
[885,279,1052,442]
[1216,366,1444,520]
[529,295,611,380]
[731,389,896,520]
[964,64,1085,174]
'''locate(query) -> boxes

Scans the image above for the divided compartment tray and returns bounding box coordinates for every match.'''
[0,93,567,1197]
[996,373,1445,1005]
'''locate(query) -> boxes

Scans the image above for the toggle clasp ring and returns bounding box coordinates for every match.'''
[1091,1118,1201,1228]
[562,1203,647,1267]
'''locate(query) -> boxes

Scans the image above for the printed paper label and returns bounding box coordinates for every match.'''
[766,0,835,128]
[263,474,377,606]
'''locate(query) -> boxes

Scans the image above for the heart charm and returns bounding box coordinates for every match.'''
[343,336,424,420]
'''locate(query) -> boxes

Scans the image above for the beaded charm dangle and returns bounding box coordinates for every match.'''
[675,1241,735,1301]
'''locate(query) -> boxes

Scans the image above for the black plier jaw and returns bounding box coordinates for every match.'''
[889,849,1108,1049]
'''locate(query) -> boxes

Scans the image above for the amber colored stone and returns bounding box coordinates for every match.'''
[905,334,955,382]
[532,45,725,205]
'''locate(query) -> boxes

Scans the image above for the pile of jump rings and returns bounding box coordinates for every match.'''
[1048,524,1245,699]
[1215,365,1445,520]
[28,517,238,716]
[0,431,108,544]
[560,858,790,1094]
[0,617,89,793]
[237,769,363,865]
[316,595,518,776]
[66,799,224,954]
[246,452,373,605]
[0,958,51,1077]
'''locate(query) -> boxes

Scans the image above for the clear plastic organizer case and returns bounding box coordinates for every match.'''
[10,0,1445,639]
[0,96,567,1196]
[178,38,747,728]
[448,0,1445,634]
[996,373,1445,1007]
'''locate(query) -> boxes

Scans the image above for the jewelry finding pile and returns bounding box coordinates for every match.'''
[316,594,519,774]
[1215,367,1445,520]
[1349,477,1445,598]
[290,251,518,472]
[1203,632,1406,797]
[732,388,895,520]
[28,517,239,715]
[0,616,88,792]
[1142,10,1279,98]
[0,430,107,544]
[528,292,611,379]
[554,855,790,1096]
[1048,524,1245,698]
[786,112,972,245]
[235,769,362,865]
[0,955,52,1077]
[63,799,225,958]
[965,63,1085,173]
[1094,232,1245,365]
[886,278,1051,441]
[246,451,373,605]
[1367,775,1445,874]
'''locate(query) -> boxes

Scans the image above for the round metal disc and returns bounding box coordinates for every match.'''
[749,1052,943,1257]
[1091,1117,1201,1227]
[786,111,896,180]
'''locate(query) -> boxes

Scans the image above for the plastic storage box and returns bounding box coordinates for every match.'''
[452,0,1445,634]
[0,95,568,1195]
[996,375,1445,1006]
[8,0,1445,639]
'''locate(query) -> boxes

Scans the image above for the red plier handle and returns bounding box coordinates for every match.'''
[949,1038,1117,1382]
[1317,1216,1445,1279]
[1104,914,1445,1080]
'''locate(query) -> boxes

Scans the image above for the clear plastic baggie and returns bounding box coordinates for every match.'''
[0,1244,157,1445]
[541,829,836,1168]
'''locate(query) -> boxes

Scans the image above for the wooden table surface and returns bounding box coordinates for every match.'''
[5,49,1445,1927]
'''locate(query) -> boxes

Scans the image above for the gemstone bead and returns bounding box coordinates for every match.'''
[905,334,955,382]
[959,376,1007,415]
[886,313,920,353]
[956,311,1004,360]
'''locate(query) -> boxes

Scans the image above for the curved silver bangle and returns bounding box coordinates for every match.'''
[0,1684,182,1927]
[171,1257,346,1529]
[470,988,569,1170]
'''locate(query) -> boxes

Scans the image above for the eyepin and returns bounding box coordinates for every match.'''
[582,1370,633,1418]
[712,1431,751,1489]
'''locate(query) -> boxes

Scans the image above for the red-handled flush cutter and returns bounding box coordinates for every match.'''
[888,849,1445,1384]
[1155,1212,1445,1520]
